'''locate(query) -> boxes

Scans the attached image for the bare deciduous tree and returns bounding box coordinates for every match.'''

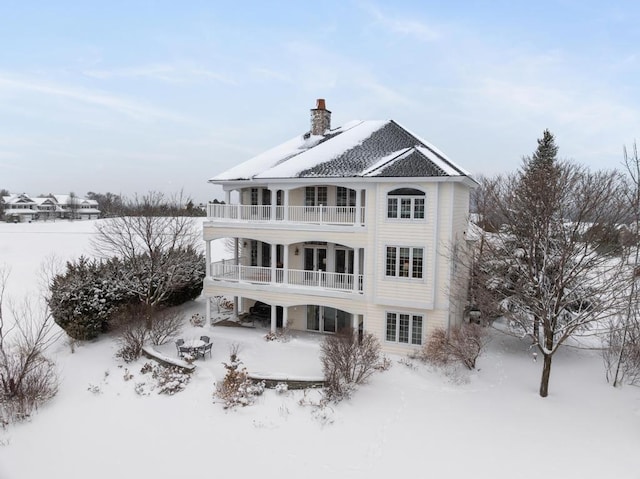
[604,142,640,386]
[0,266,59,423]
[91,191,204,311]
[473,130,629,397]
[320,329,383,401]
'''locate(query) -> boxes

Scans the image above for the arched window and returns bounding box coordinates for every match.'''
[387,188,425,219]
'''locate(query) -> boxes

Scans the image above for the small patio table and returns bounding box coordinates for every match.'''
[183,339,205,350]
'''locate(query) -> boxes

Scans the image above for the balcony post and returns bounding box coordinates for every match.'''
[355,189,362,225]
[269,188,276,221]
[271,243,277,284]
[283,306,288,329]
[283,244,289,284]
[205,240,211,277]
[284,189,290,221]
[353,247,360,292]
[270,304,277,333]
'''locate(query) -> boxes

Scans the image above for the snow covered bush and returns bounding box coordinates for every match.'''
[189,313,205,327]
[49,256,134,340]
[114,305,150,363]
[320,329,383,402]
[215,345,264,408]
[50,249,202,341]
[419,324,488,370]
[152,364,191,395]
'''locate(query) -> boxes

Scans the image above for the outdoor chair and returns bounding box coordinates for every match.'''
[199,335,210,343]
[179,346,193,359]
[175,339,185,357]
[197,342,213,360]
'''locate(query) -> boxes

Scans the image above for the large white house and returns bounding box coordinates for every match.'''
[203,100,477,353]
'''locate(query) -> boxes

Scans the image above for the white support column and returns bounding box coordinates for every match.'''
[206,297,212,325]
[353,247,360,292]
[283,306,288,329]
[233,296,239,319]
[270,304,277,333]
[269,188,276,221]
[205,240,211,277]
[355,188,362,225]
[271,243,277,284]
[283,244,289,284]
[225,190,231,204]
[284,189,290,221]
[352,311,358,330]
[234,238,239,263]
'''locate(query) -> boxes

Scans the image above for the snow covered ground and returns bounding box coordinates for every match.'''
[0,220,639,478]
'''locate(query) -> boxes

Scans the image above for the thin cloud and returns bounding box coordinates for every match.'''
[360,2,440,41]
[0,73,195,123]
[84,63,236,85]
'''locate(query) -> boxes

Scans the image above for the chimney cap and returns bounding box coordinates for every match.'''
[315,98,326,110]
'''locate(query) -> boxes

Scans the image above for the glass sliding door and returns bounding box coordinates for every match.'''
[306,306,352,333]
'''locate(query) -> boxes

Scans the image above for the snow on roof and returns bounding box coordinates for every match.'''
[415,146,467,176]
[210,118,471,182]
[3,194,36,204]
[211,120,378,181]
[360,148,412,176]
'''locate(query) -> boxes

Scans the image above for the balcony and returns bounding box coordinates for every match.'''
[209,259,363,294]
[207,204,365,226]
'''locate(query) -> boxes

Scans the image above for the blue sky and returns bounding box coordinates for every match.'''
[1,1,639,202]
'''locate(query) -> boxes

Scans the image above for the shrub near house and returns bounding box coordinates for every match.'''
[49,249,204,340]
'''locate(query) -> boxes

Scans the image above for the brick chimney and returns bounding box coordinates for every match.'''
[310,98,331,136]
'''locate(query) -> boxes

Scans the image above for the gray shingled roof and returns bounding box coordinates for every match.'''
[211,119,470,182]
[298,120,464,178]
[373,150,449,177]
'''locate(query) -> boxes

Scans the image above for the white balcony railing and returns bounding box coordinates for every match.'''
[210,260,363,293]
[207,203,365,226]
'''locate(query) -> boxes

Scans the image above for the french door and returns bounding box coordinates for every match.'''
[307,305,351,333]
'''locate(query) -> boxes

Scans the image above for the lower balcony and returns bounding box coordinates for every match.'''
[209,259,363,294]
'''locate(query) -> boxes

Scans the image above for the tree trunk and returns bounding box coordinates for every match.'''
[539,353,552,397]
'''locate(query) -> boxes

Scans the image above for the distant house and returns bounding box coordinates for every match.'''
[2,193,38,222]
[1,193,100,222]
[53,195,101,220]
[202,99,477,353]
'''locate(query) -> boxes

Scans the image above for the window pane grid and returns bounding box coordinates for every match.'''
[318,187,327,205]
[400,198,412,218]
[386,192,426,219]
[386,247,397,276]
[399,248,410,277]
[412,248,423,279]
[387,198,398,218]
[399,314,410,343]
[385,312,424,345]
[414,198,425,219]
[386,313,397,342]
[411,316,423,345]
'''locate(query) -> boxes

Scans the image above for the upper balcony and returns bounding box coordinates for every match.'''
[207,204,365,227]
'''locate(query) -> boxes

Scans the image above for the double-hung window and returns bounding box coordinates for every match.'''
[385,312,423,345]
[386,246,424,279]
[305,186,327,206]
[387,188,425,220]
[336,187,356,207]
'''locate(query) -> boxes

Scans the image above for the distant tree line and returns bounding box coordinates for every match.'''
[86,191,216,217]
